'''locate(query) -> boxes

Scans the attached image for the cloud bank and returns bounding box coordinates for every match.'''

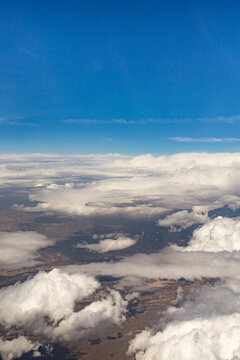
[0,231,54,270]
[0,153,240,219]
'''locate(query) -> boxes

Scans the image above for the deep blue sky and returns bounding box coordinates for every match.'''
[1,0,240,153]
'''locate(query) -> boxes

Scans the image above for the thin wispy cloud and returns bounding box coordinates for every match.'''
[63,115,240,126]
[169,137,240,143]
[63,118,188,125]
[0,117,34,127]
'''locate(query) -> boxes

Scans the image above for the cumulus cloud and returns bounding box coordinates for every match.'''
[0,268,99,328]
[0,336,40,360]
[128,282,240,360]
[185,216,240,252]
[46,183,74,190]
[0,268,128,342]
[77,233,138,253]
[0,231,54,270]
[157,210,209,231]
[51,290,127,341]
[125,216,240,359]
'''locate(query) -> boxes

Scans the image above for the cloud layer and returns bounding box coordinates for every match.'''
[0,153,239,218]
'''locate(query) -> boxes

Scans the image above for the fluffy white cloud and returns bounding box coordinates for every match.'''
[185,216,240,252]
[126,217,240,359]
[0,268,99,328]
[51,290,127,341]
[157,210,209,231]
[0,336,40,360]
[77,233,138,252]
[46,183,74,190]
[0,268,128,342]
[128,282,240,360]
[0,231,54,270]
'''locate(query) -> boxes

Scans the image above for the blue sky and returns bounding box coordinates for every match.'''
[1,0,240,154]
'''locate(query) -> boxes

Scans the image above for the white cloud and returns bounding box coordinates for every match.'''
[0,268,128,342]
[51,290,127,341]
[77,233,138,252]
[63,114,240,125]
[46,183,74,190]
[157,210,209,231]
[0,153,239,218]
[128,282,240,360]
[0,336,40,360]
[0,268,99,328]
[63,213,240,360]
[14,152,240,217]
[65,249,240,282]
[185,216,240,252]
[0,231,54,270]
[169,137,240,143]
[125,216,240,359]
